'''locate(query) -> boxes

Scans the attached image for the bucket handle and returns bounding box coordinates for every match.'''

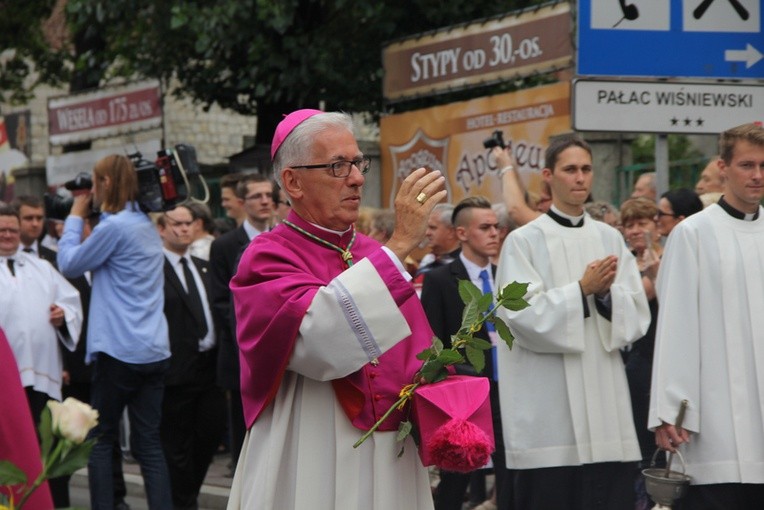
[650,448,687,475]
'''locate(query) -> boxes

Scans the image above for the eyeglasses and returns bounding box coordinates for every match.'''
[291,156,371,178]
[655,210,677,218]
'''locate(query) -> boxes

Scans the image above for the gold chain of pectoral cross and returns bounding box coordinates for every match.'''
[282,220,356,268]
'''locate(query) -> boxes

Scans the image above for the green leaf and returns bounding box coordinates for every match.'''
[494,317,515,350]
[396,420,413,442]
[506,297,531,312]
[39,405,53,458]
[46,441,95,479]
[499,281,529,301]
[465,345,485,374]
[477,292,494,313]
[0,459,28,485]
[416,336,444,360]
[458,279,482,305]
[461,298,481,331]
[436,349,464,365]
[170,13,186,30]
[429,370,449,383]
[194,34,211,54]
[419,359,446,383]
[450,332,464,348]
[416,346,435,361]
[466,336,493,350]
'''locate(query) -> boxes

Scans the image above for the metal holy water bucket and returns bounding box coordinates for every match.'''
[642,449,691,507]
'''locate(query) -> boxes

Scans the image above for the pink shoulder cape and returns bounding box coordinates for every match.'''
[231,211,434,430]
[0,328,54,510]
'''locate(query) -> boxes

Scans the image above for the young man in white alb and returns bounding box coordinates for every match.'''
[650,122,764,509]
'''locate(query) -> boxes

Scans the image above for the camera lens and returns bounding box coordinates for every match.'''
[44,190,74,221]
[482,130,505,150]
[64,172,93,191]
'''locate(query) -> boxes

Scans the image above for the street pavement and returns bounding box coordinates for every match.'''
[69,452,232,509]
[69,454,482,509]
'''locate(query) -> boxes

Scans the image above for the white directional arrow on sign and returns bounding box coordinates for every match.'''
[725,44,763,69]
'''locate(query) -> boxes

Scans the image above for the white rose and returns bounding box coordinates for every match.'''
[47,397,99,444]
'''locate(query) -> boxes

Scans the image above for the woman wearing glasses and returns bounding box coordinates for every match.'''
[655,188,704,238]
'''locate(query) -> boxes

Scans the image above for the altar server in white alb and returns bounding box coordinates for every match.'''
[494,135,650,509]
[650,122,764,509]
[0,203,82,404]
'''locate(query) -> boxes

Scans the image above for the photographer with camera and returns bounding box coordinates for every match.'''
[57,154,172,510]
[486,131,551,228]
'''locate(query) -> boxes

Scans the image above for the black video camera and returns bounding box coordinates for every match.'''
[482,130,507,150]
[45,172,92,221]
[44,188,74,222]
[64,172,93,191]
[129,144,199,212]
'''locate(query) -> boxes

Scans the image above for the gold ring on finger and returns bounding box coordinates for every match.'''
[416,192,427,204]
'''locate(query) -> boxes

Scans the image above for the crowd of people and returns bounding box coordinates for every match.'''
[1,117,762,510]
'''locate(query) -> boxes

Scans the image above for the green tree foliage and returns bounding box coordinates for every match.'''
[2,0,546,141]
[629,134,708,192]
[0,0,69,103]
[631,134,704,164]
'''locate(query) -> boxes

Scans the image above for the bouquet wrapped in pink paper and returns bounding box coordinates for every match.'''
[354,279,529,474]
[412,375,493,472]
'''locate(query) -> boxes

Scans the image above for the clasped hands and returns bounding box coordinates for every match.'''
[579,255,617,297]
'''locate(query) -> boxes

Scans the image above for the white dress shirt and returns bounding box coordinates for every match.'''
[163,248,216,352]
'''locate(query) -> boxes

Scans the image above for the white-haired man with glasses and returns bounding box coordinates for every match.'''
[227,110,446,510]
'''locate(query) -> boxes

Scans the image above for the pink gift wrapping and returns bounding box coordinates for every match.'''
[411,375,495,472]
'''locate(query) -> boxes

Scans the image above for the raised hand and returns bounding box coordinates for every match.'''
[385,167,447,262]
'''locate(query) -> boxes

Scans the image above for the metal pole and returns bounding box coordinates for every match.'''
[159,79,166,149]
[655,134,670,198]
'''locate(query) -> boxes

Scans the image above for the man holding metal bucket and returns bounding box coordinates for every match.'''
[650,122,764,508]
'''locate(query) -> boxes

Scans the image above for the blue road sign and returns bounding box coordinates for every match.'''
[577,0,763,79]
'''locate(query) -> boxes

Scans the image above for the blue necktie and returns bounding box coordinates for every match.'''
[479,269,498,381]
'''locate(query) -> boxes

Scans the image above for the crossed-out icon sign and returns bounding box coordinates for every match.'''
[693,0,749,20]
[581,0,762,77]
[591,0,760,32]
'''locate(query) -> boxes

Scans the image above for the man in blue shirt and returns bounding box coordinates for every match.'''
[58,154,172,510]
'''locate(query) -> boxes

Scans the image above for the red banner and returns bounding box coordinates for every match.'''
[48,82,162,145]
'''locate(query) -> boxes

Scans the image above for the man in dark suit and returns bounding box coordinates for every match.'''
[412,203,460,295]
[421,196,508,510]
[219,172,247,227]
[158,205,226,510]
[12,195,52,259]
[209,173,274,471]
